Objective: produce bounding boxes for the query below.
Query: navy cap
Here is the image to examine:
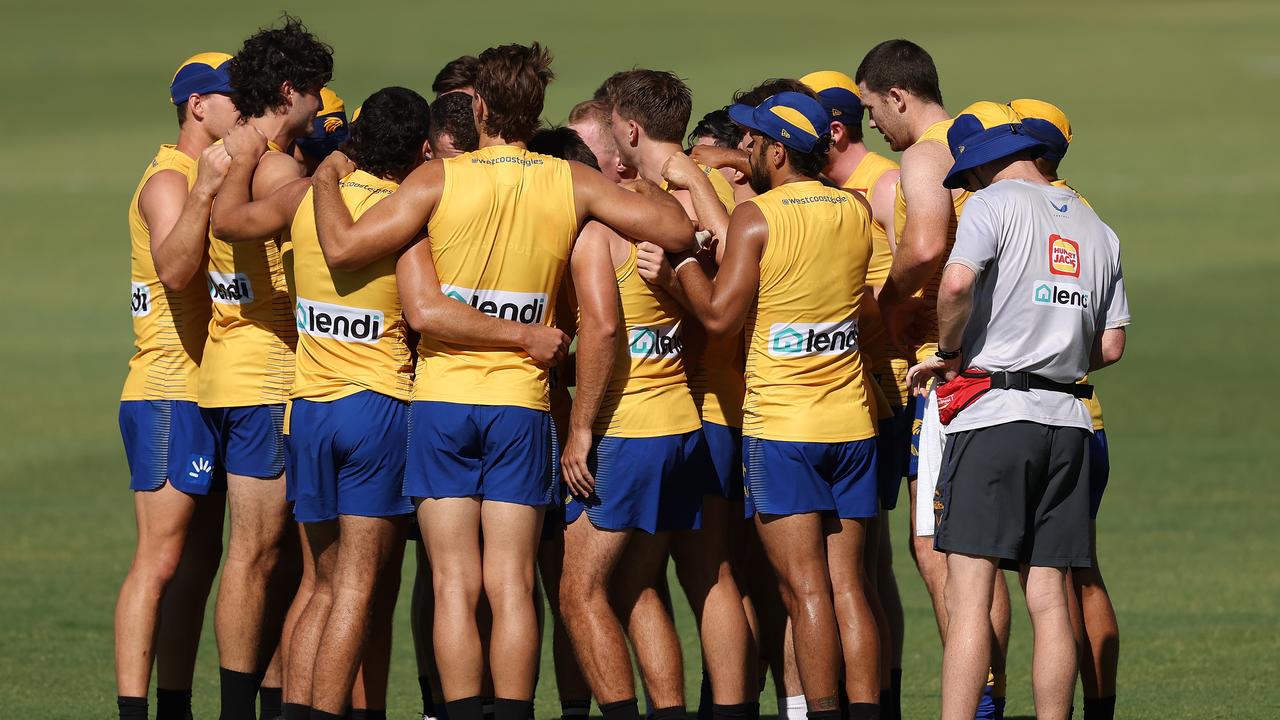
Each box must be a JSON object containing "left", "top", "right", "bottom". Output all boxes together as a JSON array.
[
  {"left": 800, "top": 70, "right": 864, "bottom": 122},
  {"left": 943, "top": 115, "right": 1053, "bottom": 189},
  {"left": 728, "top": 91, "right": 831, "bottom": 153},
  {"left": 170, "top": 52, "right": 233, "bottom": 105}
]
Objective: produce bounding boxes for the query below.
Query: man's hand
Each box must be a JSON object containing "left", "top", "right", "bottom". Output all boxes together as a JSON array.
[
  {"left": 906, "top": 354, "right": 960, "bottom": 396},
  {"left": 194, "top": 144, "right": 232, "bottom": 196},
  {"left": 635, "top": 242, "right": 676, "bottom": 288},
  {"left": 883, "top": 295, "right": 929, "bottom": 350},
  {"left": 560, "top": 429, "right": 595, "bottom": 498},
  {"left": 520, "top": 324, "right": 571, "bottom": 367},
  {"left": 223, "top": 124, "right": 268, "bottom": 163},
  {"left": 661, "top": 151, "right": 704, "bottom": 191},
  {"left": 690, "top": 145, "right": 749, "bottom": 175},
  {"left": 315, "top": 149, "right": 356, "bottom": 182}
]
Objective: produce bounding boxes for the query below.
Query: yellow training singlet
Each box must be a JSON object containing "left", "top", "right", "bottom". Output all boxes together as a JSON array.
[
  {"left": 844, "top": 151, "right": 912, "bottom": 409},
  {"left": 414, "top": 145, "right": 578, "bottom": 411},
  {"left": 893, "top": 119, "right": 971, "bottom": 363},
  {"left": 593, "top": 243, "right": 701, "bottom": 438},
  {"left": 199, "top": 141, "right": 297, "bottom": 407},
  {"left": 743, "top": 181, "right": 876, "bottom": 443},
  {"left": 676, "top": 163, "right": 746, "bottom": 429},
  {"left": 122, "top": 145, "right": 211, "bottom": 401},
  {"left": 1052, "top": 179, "right": 1105, "bottom": 430},
  {"left": 289, "top": 170, "right": 413, "bottom": 403}
]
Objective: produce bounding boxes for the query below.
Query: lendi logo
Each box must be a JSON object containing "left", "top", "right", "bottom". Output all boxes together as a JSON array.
[
  {"left": 768, "top": 319, "right": 859, "bottom": 357},
  {"left": 1032, "top": 282, "right": 1090, "bottom": 310},
  {"left": 131, "top": 282, "right": 151, "bottom": 318},
  {"left": 295, "top": 297, "right": 384, "bottom": 344},
  {"left": 628, "top": 324, "right": 682, "bottom": 359},
  {"left": 441, "top": 285, "right": 547, "bottom": 324},
  {"left": 207, "top": 272, "right": 254, "bottom": 306}
]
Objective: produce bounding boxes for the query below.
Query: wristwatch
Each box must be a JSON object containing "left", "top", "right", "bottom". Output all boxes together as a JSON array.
[{"left": 935, "top": 347, "right": 961, "bottom": 360}]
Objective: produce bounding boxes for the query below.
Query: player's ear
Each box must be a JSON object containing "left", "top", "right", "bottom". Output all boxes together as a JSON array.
[
  {"left": 280, "top": 80, "right": 297, "bottom": 108},
  {"left": 627, "top": 120, "right": 640, "bottom": 147},
  {"left": 421, "top": 138, "right": 433, "bottom": 162},
  {"left": 829, "top": 121, "right": 844, "bottom": 145},
  {"left": 473, "top": 92, "right": 488, "bottom": 132},
  {"left": 187, "top": 94, "right": 205, "bottom": 123},
  {"left": 888, "top": 87, "right": 907, "bottom": 112}
]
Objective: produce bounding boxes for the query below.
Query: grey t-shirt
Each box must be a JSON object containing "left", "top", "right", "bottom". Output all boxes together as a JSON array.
[{"left": 944, "top": 179, "right": 1130, "bottom": 433}]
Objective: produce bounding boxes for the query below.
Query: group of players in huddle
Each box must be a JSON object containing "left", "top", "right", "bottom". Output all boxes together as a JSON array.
[{"left": 117, "top": 14, "right": 1121, "bottom": 720}]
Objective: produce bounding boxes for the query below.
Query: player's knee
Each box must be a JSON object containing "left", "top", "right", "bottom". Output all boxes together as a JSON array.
[{"left": 483, "top": 570, "right": 535, "bottom": 610}]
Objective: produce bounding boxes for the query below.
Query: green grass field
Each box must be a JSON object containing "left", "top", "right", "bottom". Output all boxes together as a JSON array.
[{"left": 3, "top": 1, "right": 1279, "bottom": 717}]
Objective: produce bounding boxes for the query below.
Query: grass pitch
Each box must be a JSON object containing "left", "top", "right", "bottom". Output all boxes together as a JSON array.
[{"left": 2, "top": 1, "right": 1278, "bottom": 717}]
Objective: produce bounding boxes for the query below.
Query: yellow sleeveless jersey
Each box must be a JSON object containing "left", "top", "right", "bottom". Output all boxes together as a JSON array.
[
  {"left": 593, "top": 244, "right": 701, "bottom": 437},
  {"left": 122, "top": 145, "right": 211, "bottom": 402},
  {"left": 742, "top": 181, "right": 876, "bottom": 443},
  {"left": 893, "top": 119, "right": 971, "bottom": 363},
  {"left": 1051, "top": 179, "right": 1105, "bottom": 430},
  {"left": 289, "top": 171, "right": 413, "bottom": 403},
  {"left": 675, "top": 164, "right": 747, "bottom": 428},
  {"left": 844, "top": 151, "right": 911, "bottom": 408},
  {"left": 413, "top": 145, "right": 578, "bottom": 411},
  {"left": 199, "top": 141, "right": 297, "bottom": 407}
]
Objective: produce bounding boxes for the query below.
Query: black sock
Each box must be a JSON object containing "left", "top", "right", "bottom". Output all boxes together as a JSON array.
[
  {"left": 601, "top": 698, "right": 641, "bottom": 720},
  {"left": 349, "top": 710, "right": 386, "bottom": 720},
  {"left": 712, "top": 703, "right": 750, "bottom": 720},
  {"left": 697, "top": 671, "right": 712, "bottom": 720},
  {"left": 259, "top": 686, "right": 283, "bottom": 720},
  {"left": 157, "top": 687, "right": 193, "bottom": 720},
  {"left": 419, "top": 676, "right": 435, "bottom": 716},
  {"left": 561, "top": 699, "right": 591, "bottom": 720},
  {"left": 282, "top": 703, "right": 310, "bottom": 720},
  {"left": 846, "top": 704, "right": 878, "bottom": 720},
  {"left": 494, "top": 699, "right": 533, "bottom": 720},
  {"left": 883, "top": 670, "right": 901, "bottom": 720},
  {"left": 482, "top": 697, "right": 496, "bottom": 720},
  {"left": 220, "top": 667, "right": 266, "bottom": 720},
  {"left": 806, "top": 710, "right": 841, "bottom": 720},
  {"left": 652, "top": 706, "right": 686, "bottom": 720},
  {"left": 1083, "top": 696, "right": 1116, "bottom": 720},
  {"left": 118, "top": 696, "right": 148, "bottom": 720},
  {"left": 308, "top": 710, "right": 343, "bottom": 720},
  {"left": 446, "top": 696, "right": 485, "bottom": 720}
]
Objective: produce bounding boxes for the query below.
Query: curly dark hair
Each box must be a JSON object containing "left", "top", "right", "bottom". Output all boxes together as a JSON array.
[
  {"left": 687, "top": 108, "right": 740, "bottom": 149},
  {"left": 342, "top": 87, "right": 431, "bottom": 181},
  {"left": 473, "top": 43, "right": 554, "bottom": 142},
  {"left": 229, "top": 14, "right": 334, "bottom": 118},
  {"left": 528, "top": 127, "right": 598, "bottom": 170},
  {"left": 429, "top": 91, "right": 479, "bottom": 153},
  {"left": 432, "top": 55, "right": 479, "bottom": 95},
  {"left": 760, "top": 134, "right": 830, "bottom": 179},
  {"left": 732, "top": 78, "right": 815, "bottom": 107}
]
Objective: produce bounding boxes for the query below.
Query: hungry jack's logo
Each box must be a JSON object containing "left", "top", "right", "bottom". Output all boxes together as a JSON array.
[{"left": 1049, "top": 234, "right": 1080, "bottom": 277}]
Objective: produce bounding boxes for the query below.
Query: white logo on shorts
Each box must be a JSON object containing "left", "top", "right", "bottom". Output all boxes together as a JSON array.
[{"left": 207, "top": 272, "right": 255, "bottom": 305}]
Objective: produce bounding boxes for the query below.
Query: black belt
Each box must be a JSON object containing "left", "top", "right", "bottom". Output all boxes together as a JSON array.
[{"left": 984, "top": 371, "right": 1093, "bottom": 399}]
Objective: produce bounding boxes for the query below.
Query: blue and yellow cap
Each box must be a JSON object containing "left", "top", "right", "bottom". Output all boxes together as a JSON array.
[
  {"left": 296, "top": 87, "right": 350, "bottom": 160},
  {"left": 170, "top": 52, "right": 233, "bottom": 105},
  {"left": 800, "top": 70, "right": 863, "bottom": 122},
  {"left": 728, "top": 91, "right": 830, "bottom": 153},
  {"left": 1009, "top": 98, "right": 1071, "bottom": 161},
  {"left": 943, "top": 107, "right": 1056, "bottom": 189}
]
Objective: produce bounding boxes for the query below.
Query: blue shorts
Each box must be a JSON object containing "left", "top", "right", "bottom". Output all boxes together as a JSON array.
[
  {"left": 566, "top": 431, "right": 708, "bottom": 533},
  {"left": 875, "top": 397, "right": 916, "bottom": 509},
  {"left": 701, "top": 421, "right": 744, "bottom": 500},
  {"left": 743, "top": 436, "right": 879, "bottom": 519},
  {"left": 201, "top": 404, "right": 286, "bottom": 478},
  {"left": 907, "top": 394, "right": 923, "bottom": 478},
  {"left": 285, "top": 391, "right": 412, "bottom": 523},
  {"left": 1088, "top": 430, "right": 1110, "bottom": 520},
  {"left": 405, "top": 401, "right": 555, "bottom": 507},
  {"left": 119, "top": 400, "right": 224, "bottom": 494}
]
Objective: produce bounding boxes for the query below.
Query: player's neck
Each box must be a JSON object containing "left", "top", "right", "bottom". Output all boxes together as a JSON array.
[
  {"left": 827, "top": 142, "right": 869, "bottom": 186},
  {"left": 770, "top": 167, "right": 812, "bottom": 190},
  {"left": 991, "top": 159, "right": 1050, "bottom": 186},
  {"left": 634, "top": 140, "right": 684, "bottom": 185},
  {"left": 174, "top": 124, "right": 215, "bottom": 160},
  {"left": 906, "top": 103, "right": 952, "bottom": 144},
  {"left": 479, "top": 133, "right": 525, "bottom": 150},
  {"left": 247, "top": 114, "right": 298, "bottom": 152}
]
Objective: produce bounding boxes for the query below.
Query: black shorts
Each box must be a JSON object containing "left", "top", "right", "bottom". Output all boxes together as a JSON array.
[{"left": 934, "top": 421, "right": 1091, "bottom": 569}]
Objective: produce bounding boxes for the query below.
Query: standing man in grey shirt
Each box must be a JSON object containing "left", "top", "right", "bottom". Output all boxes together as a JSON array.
[{"left": 906, "top": 114, "right": 1130, "bottom": 720}]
